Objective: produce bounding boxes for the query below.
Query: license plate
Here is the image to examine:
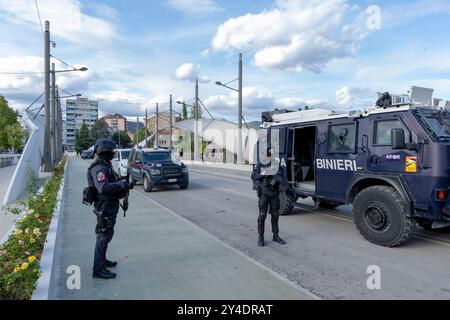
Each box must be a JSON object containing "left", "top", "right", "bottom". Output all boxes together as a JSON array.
[{"left": 169, "top": 179, "right": 177, "bottom": 183}]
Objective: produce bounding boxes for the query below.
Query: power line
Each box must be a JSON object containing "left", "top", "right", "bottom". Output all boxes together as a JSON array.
[
  {"left": 34, "top": 0, "right": 44, "bottom": 39},
  {"left": 50, "top": 55, "right": 77, "bottom": 70},
  {"left": 0, "top": 71, "right": 44, "bottom": 75}
]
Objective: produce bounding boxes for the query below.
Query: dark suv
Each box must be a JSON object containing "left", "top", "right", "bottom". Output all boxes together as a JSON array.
[{"left": 128, "top": 148, "right": 189, "bottom": 192}]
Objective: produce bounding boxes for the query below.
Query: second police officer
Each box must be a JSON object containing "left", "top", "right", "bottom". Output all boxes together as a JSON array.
[
  {"left": 87, "top": 139, "right": 131, "bottom": 279},
  {"left": 252, "top": 144, "right": 288, "bottom": 247}
]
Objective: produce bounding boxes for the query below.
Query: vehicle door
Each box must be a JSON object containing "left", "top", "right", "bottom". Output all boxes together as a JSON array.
[
  {"left": 111, "top": 151, "right": 120, "bottom": 174},
  {"left": 368, "top": 114, "right": 418, "bottom": 174},
  {"left": 315, "top": 120, "right": 358, "bottom": 201},
  {"left": 129, "top": 150, "right": 142, "bottom": 180}
]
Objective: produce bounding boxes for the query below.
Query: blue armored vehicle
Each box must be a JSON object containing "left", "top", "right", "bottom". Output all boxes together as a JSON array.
[{"left": 256, "top": 91, "right": 450, "bottom": 247}]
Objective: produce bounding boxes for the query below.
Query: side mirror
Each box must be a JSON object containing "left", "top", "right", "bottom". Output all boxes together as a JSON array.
[
  {"left": 391, "top": 128, "right": 406, "bottom": 150},
  {"left": 179, "top": 151, "right": 184, "bottom": 157}
]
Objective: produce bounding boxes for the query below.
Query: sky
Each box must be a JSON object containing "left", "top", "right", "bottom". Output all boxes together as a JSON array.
[{"left": 0, "top": 0, "right": 450, "bottom": 122}]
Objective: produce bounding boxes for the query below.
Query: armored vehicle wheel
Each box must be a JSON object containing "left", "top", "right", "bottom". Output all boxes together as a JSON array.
[
  {"left": 143, "top": 175, "right": 153, "bottom": 192},
  {"left": 318, "top": 200, "right": 341, "bottom": 210},
  {"left": 353, "top": 186, "right": 415, "bottom": 247},
  {"left": 279, "top": 192, "right": 297, "bottom": 216}
]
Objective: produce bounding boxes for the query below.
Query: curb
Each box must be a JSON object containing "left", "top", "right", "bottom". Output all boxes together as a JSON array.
[{"left": 31, "top": 159, "right": 69, "bottom": 300}]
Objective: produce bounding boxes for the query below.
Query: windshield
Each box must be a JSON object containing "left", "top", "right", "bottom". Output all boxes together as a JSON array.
[
  {"left": 143, "top": 152, "right": 171, "bottom": 162},
  {"left": 414, "top": 108, "right": 450, "bottom": 142},
  {"left": 121, "top": 151, "right": 130, "bottom": 159}
]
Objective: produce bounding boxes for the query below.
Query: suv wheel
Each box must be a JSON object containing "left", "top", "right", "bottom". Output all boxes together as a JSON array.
[
  {"left": 353, "top": 185, "right": 415, "bottom": 247},
  {"left": 143, "top": 175, "right": 153, "bottom": 192},
  {"left": 179, "top": 182, "right": 189, "bottom": 190},
  {"left": 128, "top": 174, "right": 136, "bottom": 186}
]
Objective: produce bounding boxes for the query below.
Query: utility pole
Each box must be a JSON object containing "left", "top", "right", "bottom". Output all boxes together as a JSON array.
[
  {"left": 194, "top": 79, "right": 200, "bottom": 161},
  {"left": 145, "top": 109, "right": 148, "bottom": 148},
  {"left": 156, "top": 103, "right": 159, "bottom": 148},
  {"left": 43, "top": 20, "right": 52, "bottom": 172},
  {"left": 51, "top": 63, "right": 56, "bottom": 167},
  {"left": 169, "top": 94, "right": 173, "bottom": 151},
  {"left": 237, "top": 53, "right": 243, "bottom": 165},
  {"left": 58, "top": 88, "right": 62, "bottom": 161}
]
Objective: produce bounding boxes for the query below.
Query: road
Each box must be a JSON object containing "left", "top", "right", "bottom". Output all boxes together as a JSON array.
[{"left": 134, "top": 169, "right": 450, "bottom": 299}]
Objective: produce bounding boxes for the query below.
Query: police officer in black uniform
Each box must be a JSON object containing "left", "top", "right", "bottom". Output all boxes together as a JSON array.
[
  {"left": 88, "top": 139, "right": 129, "bottom": 279},
  {"left": 252, "top": 146, "right": 288, "bottom": 247}
]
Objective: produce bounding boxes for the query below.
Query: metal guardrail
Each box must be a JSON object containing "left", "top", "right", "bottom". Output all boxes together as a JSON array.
[{"left": 0, "top": 154, "right": 21, "bottom": 169}]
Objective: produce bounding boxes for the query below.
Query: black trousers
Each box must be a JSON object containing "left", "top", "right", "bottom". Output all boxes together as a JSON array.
[
  {"left": 257, "top": 192, "right": 280, "bottom": 236},
  {"left": 93, "top": 205, "right": 118, "bottom": 272}
]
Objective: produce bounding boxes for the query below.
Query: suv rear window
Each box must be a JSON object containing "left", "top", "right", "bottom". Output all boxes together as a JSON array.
[{"left": 328, "top": 123, "right": 356, "bottom": 153}]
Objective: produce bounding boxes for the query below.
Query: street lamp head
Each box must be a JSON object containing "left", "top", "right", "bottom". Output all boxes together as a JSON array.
[
  {"left": 78, "top": 67, "right": 88, "bottom": 72},
  {"left": 176, "top": 101, "right": 183, "bottom": 105},
  {"left": 215, "top": 81, "right": 223, "bottom": 86},
  {"left": 75, "top": 94, "right": 82, "bottom": 97}
]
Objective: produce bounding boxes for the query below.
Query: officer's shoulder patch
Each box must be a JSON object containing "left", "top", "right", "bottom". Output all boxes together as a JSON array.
[{"left": 96, "top": 171, "right": 106, "bottom": 182}]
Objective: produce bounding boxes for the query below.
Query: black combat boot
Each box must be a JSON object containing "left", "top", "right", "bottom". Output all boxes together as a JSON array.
[
  {"left": 92, "top": 269, "right": 117, "bottom": 279},
  {"left": 106, "top": 259, "right": 117, "bottom": 268},
  {"left": 273, "top": 233, "right": 286, "bottom": 245},
  {"left": 258, "top": 235, "right": 265, "bottom": 247}
]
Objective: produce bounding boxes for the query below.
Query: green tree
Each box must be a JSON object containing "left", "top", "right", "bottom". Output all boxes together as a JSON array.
[
  {"left": 5, "top": 123, "right": 25, "bottom": 152},
  {"left": 189, "top": 105, "right": 202, "bottom": 119},
  {"left": 182, "top": 104, "right": 188, "bottom": 120},
  {"left": 112, "top": 130, "right": 131, "bottom": 148},
  {"left": 75, "top": 123, "right": 91, "bottom": 153},
  {"left": 0, "top": 95, "right": 19, "bottom": 149},
  {"left": 90, "top": 119, "right": 111, "bottom": 141}
]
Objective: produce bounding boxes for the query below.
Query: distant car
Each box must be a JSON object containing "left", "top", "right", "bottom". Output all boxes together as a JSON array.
[
  {"left": 128, "top": 148, "right": 189, "bottom": 192},
  {"left": 112, "top": 149, "right": 131, "bottom": 178},
  {"left": 81, "top": 150, "right": 94, "bottom": 159}
]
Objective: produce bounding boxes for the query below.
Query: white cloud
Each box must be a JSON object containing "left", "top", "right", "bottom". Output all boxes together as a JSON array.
[
  {"left": 204, "top": 86, "right": 274, "bottom": 119},
  {"left": 335, "top": 86, "right": 376, "bottom": 107},
  {"left": 0, "top": 0, "right": 117, "bottom": 46},
  {"left": 175, "top": 63, "right": 210, "bottom": 83},
  {"left": 211, "top": 0, "right": 369, "bottom": 73},
  {"left": 0, "top": 54, "right": 93, "bottom": 109},
  {"left": 166, "top": 0, "right": 223, "bottom": 16}
]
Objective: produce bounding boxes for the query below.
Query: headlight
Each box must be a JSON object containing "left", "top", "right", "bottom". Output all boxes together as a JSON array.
[
  {"left": 182, "top": 167, "right": 188, "bottom": 174},
  {"left": 150, "top": 169, "right": 161, "bottom": 175}
]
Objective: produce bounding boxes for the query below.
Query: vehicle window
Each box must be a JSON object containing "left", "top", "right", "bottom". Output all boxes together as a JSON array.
[
  {"left": 143, "top": 152, "right": 171, "bottom": 162},
  {"left": 113, "top": 151, "right": 118, "bottom": 160},
  {"left": 328, "top": 123, "right": 356, "bottom": 153},
  {"left": 375, "top": 120, "right": 410, "bottom": 145},
  {"left": 121, "top": 150, "right": 130, "bottom": 160},
  {"left": 130, "top": 150, "right": 137, "bottom": 162}
]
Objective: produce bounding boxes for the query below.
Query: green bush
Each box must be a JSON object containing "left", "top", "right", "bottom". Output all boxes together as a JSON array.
[{"left": 0, "top": 157, "right": 66, "bottom": 300}]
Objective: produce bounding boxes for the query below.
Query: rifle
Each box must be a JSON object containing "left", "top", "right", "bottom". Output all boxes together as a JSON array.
[{"left": 120, "top": 173, "right": 134, "bottom": 217}]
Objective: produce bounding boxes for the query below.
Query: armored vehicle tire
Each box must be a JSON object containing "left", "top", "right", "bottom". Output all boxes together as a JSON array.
[
  {"left": 279, "top": 192, "right": 297, "bottom": 216},
  {"left": 319, "top": 200, "right": 341, "bottom": 210},
  {"left": 143, "top": 175, "right": 153, "bottom": 192},
  {"left": 353, "top": 186, "right": 415, "bottom": 247}
]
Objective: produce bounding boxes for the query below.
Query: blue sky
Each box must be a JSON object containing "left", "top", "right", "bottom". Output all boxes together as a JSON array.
[{"left": 0, "top": 0, "right": 449, "bottom": 122}]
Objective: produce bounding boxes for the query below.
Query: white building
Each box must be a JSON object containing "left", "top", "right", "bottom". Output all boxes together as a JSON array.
[{"left": 63, "top": 97, "right": 98, "bottom": 150}]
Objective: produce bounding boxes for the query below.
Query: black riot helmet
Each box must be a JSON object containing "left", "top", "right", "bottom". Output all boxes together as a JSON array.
[{"left": 93, "top": 139, "right": 116, "bottom": 155}]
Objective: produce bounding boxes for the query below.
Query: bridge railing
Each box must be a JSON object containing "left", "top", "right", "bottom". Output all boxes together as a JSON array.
[{"left": 0, "top": 154, "right": 21, "bottom": 169}]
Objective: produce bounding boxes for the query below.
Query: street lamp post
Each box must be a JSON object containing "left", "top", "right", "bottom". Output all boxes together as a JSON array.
[
  {"left": 194, "top": 79, "right": 200, "bottom": 162},
  {"left": 43, "top": 21, "right": 52, "bottom": 172},
  {"left": 216, "top": 53, "right": 244, "bottom": 164}
]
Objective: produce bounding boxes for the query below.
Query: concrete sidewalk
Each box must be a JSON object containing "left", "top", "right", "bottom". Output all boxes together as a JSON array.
[{"left": 49, "top": 157, "right": 313, "bottom": 300}]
